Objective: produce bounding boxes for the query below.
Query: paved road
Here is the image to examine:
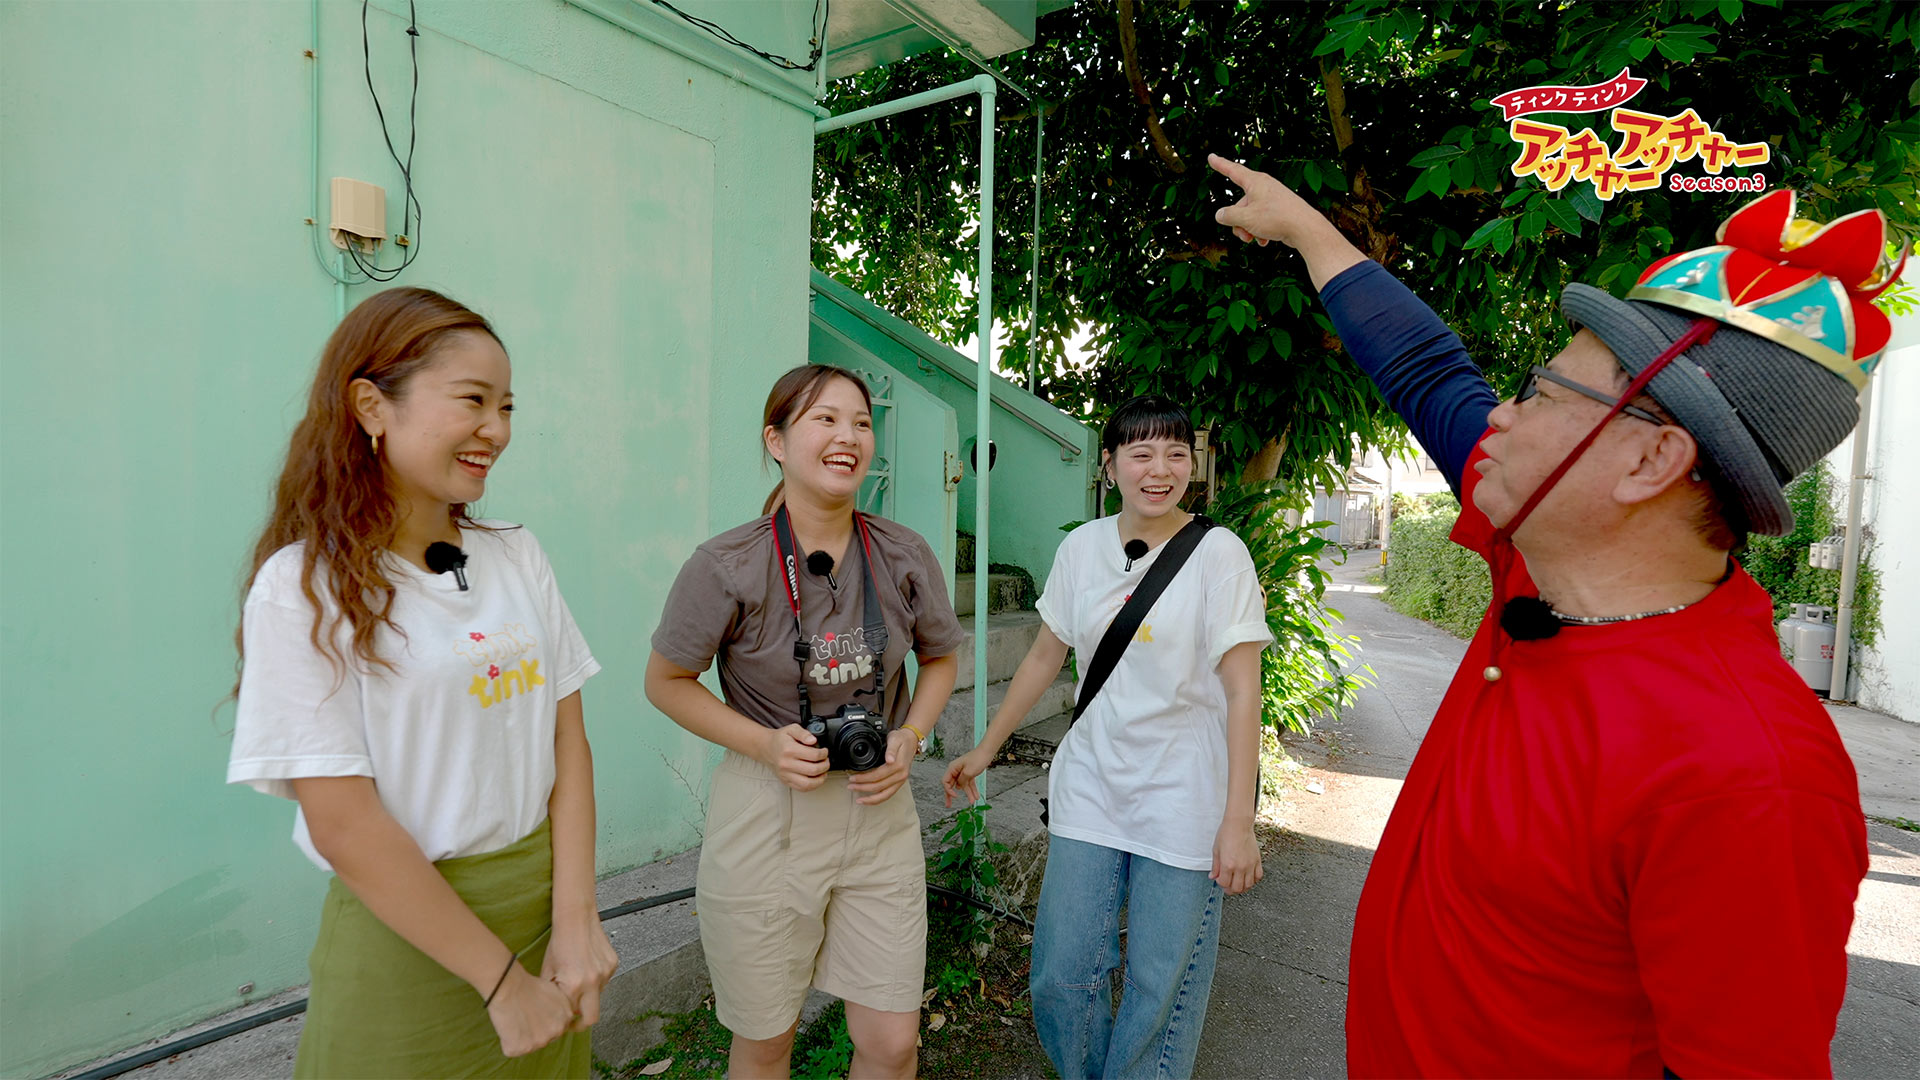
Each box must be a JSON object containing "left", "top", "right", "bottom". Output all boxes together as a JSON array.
[{"left": 1196, "top": 549, "right": 1920, "bottom": 1079}]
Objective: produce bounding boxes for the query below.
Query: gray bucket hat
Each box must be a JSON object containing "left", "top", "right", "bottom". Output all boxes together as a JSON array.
[{"left": 1559, "top": 283, "right": 1859, "bottom": 536}]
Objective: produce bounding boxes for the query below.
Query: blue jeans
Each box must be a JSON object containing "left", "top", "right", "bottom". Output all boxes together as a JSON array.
[{"left": 1030, "top": 835, "right": 1225, "bottom": 1079}]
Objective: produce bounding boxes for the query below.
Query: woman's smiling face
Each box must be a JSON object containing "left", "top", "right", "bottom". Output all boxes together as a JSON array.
[
  {"left": 359, "top": 330, "right": 513, "bottom": 512},
  {"left": 765, "top": 374, "right": 874, "bottom": 505},
  {"left": 1108, "top": 436, "right": 1191, "bottom": 519}
]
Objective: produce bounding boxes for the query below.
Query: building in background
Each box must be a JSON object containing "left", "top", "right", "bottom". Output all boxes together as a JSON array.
[{"left": 0, "top": 1, "right": 1085, "bottom": 1074}]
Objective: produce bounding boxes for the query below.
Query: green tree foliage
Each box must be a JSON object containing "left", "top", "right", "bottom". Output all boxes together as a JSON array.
[
  {"left": 1207, "top": 480, "right": 1372, "bottom": 732},
  {"left": 813, "top": 0, "right": 1919, "bottom": 487}
]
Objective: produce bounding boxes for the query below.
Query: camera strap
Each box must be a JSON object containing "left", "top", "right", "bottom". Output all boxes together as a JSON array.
[{"left": 771, "top": 504, "right": 889, "bottom": 717}]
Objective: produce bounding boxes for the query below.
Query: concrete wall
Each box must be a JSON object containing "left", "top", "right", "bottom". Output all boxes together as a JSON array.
[
  {"left": 0, "top": 1, "right": 820, "bottom": 1073},
  {"left": 1833, "top": 287, "right": 1920, "bottom": 721}
]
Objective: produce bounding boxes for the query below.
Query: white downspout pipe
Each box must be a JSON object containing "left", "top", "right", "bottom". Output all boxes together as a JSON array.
[
  {"left": 816, "top": 73, "right": 999, "bottom": 778},
  {"left": 1830, "top": 376, "right": 1874, "bottom": 699}
]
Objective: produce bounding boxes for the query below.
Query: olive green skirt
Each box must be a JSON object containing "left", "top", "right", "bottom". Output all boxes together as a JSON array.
[{"left": 294, "top": 819, "right": 591, "bottom": 1079}]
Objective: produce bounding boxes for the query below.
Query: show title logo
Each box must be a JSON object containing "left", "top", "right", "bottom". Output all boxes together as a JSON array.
[{"left": 1493, "top": 67, "right": 1770, "bottom": 200}]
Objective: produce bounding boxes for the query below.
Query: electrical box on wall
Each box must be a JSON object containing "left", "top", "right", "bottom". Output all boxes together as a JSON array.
[{"left": 330, "top": 177, "right": 387, "bottom": 254}]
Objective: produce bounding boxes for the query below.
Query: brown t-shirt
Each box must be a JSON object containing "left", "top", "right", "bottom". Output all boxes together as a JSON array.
[{"left": 652, "top": 513, "right": 966, "bottom": 731}]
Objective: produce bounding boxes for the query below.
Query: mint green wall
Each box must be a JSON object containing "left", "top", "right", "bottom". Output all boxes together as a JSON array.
[
  {"left": 810, "top": 273, "right": 1096, "bottom": 584},
  {"left": 0, "top": 1, "right": 820, "bottom": 1074}
]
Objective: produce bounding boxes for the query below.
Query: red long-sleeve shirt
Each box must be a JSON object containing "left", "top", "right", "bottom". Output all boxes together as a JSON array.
[{"left": 1345, "top": 448, "right": 1867, "bottom": 1077}]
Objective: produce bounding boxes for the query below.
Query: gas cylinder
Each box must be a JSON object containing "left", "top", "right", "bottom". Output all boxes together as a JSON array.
[
  {"left": 1776, "top": 603, "right": 1806, "bottom": 661},
  {"left": 1792, "top": 607, "right": 1836, "bottom": 696}
]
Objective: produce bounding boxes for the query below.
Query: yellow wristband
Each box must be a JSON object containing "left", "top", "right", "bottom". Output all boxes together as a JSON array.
[{"left": 902, "top": 721, "right": 928, "bottom": 749}]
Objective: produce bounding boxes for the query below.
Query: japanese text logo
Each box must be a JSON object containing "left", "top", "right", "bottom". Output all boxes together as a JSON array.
[{"left": 1495, "top": 67, "right": 1770, "bottom": 200}]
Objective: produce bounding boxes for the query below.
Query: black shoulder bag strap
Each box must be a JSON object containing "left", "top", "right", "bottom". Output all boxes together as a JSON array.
[
  {"left": 1041, "top": 514, "right": 1213, "bottom": 827},
  {"left": 1070, "top": 514, "right": 1215, "bottom": 724}
]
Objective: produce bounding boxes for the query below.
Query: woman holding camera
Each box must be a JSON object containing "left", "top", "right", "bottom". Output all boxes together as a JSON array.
[
  {"left": 646, "top": 363, "right": 963, "bottom": 1079},
  {"left": 943, "top": 395, "right": 1271, "bottom": 1079},
  {"left": 227, "top": 288, "right": 616, "bottom": 1077}
]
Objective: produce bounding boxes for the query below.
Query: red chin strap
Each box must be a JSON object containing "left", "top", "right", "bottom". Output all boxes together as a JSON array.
[{"left": 1482, "top": 316, "right": 1719, "bottom": 680}]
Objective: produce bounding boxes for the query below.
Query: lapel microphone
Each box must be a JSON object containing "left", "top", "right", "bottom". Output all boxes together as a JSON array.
[
  {"left": 1123, "top": 539, "right": 1148, "bottom": 572},
  {"left": 424, "top": 541, "right": 469, "bottom": 591},
  {"left": 805, "top": 550, "right": 838, "bottom": 590}
]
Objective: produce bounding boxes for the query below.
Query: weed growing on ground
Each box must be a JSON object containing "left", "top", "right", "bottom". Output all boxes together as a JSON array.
[
  {"left": 1868, "top": 815, "right": 1919, "bottom": 833},
  {"left": 931, "top": 804, "right": 1010, "bottom": 958},
  {"left": 791, "top": 1001, "right": 854, "bottom": 1079}
]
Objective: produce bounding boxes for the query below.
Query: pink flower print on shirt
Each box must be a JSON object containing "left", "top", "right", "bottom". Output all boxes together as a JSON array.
[
  {"left": 488, "top": 664, "right": 501, "bottom": 678},
  {"left": 470, "top": 632, "right": 486, "bottom": 641}
]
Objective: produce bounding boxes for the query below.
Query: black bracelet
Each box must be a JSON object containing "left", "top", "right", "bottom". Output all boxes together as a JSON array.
[{"left": 483, "top": 952, "right": 517, "bottom": 1008}]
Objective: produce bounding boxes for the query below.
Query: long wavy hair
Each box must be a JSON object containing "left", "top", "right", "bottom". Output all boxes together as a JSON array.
[
  {"left": 761, "top": 364, "right": 874, "bottom": 515},
  {"left": 234, "top": 288, "right": 502, "bottom": 688}
]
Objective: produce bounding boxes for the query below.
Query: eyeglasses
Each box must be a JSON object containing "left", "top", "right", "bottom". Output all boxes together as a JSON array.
[{"left": 1515, "top": 365, "right": 1667, "bottom": 426}]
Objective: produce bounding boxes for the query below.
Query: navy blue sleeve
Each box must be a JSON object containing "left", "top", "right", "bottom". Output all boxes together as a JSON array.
[{"left": 1317, "top": 261, "right": 1499, "bottom": 494}]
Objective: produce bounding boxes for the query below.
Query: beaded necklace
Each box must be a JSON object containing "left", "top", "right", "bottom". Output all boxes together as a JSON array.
[{"left": 1545, "top": 600, "right": 1697, "bottom": 625}]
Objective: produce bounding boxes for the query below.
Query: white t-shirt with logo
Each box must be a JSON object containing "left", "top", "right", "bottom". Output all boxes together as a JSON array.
[
  {"left": 228, "top": 522, "right": 598, "bottom": 871},
  {"left": 1036, "top": 517, "right": 1273, "bottom": 872}
]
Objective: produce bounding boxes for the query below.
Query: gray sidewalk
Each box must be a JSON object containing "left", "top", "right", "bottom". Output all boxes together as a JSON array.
[{"left": 1196, "top": 549, "right": 1919, "bottom": 1079}]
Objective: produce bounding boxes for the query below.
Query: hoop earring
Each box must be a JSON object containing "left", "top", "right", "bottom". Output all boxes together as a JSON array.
[{"left": 371, "top": 433, "right": 381, "bottom": 456}]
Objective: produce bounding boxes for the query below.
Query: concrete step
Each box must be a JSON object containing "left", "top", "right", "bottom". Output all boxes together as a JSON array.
[
  {"left": 952, "top": 572, "right": 1026, "bottom": 617},
  {"left": 951, "top": 611, "right": 1045, "bottom": 691},
  {"left": 1005, "top": 709, "right": 1074, "bottom": 760},
  {"left": 932, "top": 669, "right": 1076, "bottom": 759}
]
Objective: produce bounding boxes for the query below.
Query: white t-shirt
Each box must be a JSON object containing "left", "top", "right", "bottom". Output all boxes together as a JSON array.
[
  {"left": 1036, "top": 517, "right": 1273, "bottom": 871},
  {"left": 227, "top": 522, "right": 599, "bottom": 870}
]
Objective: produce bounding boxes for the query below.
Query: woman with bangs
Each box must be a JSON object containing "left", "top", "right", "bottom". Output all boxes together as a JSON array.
[
  {"left": 227, "top": 288, "right": 615, "bottom": 1078},
  {"left": 944, "top": 395, "right": 1272, "bottom": 1079},
  {"left": 646, "top": 363, "right": 964, "bottom": 1079}
]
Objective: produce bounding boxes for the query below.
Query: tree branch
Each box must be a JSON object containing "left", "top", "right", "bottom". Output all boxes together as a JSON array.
[
  {"left": 1117, "top": 0, "right": 1186, "bottom": 173},
  {"left": 1317, "top": 56, "right": 1398, "bottom": 267},
  {"left": 1319, "top": 57, "right": 1355, "bottom": 157}
]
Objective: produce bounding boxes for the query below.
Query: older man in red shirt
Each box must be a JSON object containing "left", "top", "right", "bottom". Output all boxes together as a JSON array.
[{"left": 1211, "top": 154, "right": 1890, "bottom": 1077}]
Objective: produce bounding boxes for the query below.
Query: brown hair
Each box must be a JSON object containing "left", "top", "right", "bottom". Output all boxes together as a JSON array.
[
  {"left": 234, "top": 288, "right": 502, "bottom": 688},
  {"left": 760, "top": 364, "right": 874, "bottom": 514}
]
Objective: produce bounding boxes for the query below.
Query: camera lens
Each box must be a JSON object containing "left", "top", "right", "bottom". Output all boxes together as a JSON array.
[{"left": 843, "top": 724, "right": 886, "bottom": 773}]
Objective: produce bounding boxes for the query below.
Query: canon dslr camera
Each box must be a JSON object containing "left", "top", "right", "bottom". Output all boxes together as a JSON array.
[{"left": 805, "top": 704, "right": 888, "bottom": 772}]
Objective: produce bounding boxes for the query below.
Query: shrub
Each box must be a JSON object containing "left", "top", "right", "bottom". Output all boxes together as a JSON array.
[{"left": 1381, "top": 495, "right": 1490, "bottom": 639}]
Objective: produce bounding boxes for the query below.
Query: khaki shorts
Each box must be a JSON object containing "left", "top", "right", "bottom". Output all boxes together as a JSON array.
[{"left": 696, "top": 749, "right": 927, "bottom": 1039}]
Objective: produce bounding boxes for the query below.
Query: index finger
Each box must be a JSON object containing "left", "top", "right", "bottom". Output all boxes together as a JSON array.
[{"left": 1207, "top": 153, "right": 1256, "bottom": 186}]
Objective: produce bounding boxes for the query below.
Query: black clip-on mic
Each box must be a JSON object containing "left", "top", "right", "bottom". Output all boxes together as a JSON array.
[
  {"left": 806, "top": 550, "right": 838, "bottom": 590},
  {"left": 1123, "top": 538, "right": 1149, "bottom": 572},
  {"left": 425, "top": 541, "right": 469, "bottom": 591}
]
